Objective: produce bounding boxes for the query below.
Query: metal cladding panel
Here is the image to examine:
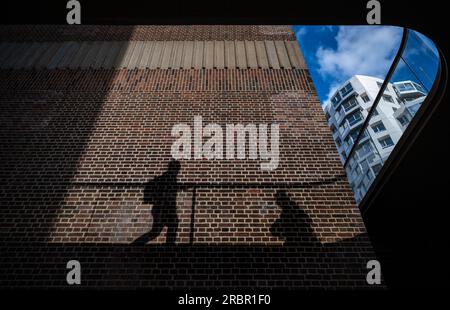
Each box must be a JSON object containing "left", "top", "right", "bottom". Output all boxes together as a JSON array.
[
  {"left": 182, "top": 41, "right": 194, "bottom": 68},
  {"left": 235, "top": 41, "right": 247, "bottom": 69},
  {"left": 255, "top": 41, "right": 269, "bottom": 69},
  {"left": 265, "top": 40, "right": 280, "bottom": 69},
  {"left": 160, "top": 41, "right": 173, "bottom": 69},
  {"left": 245, "top": 41, "right": 258, "bottom": 69},
  {"left": 275, "top": 40, "right": 291, "bottom": 69},
  {"left": 0, "top": 40, "right": 306, "bottom": 70},
  {"left": 171, "top": 41, "right": 184, "bottom": 69},
  {"left": 149, "top": 41, "right": 163, "bottom": 69},
  {"left": 193, "top": 41, "right": 204, "bottom": 69},
  {"left": 214, "top": 41, "right": 225, "bottom": 69},
  {"left": 224, "top": 41, "right": 236, "bottom": 69}
]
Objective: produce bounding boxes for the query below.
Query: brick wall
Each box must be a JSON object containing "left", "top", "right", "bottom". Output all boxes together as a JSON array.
[
  {"left": 0, "top": 25, "right": 296, "bottom": 42},
  {"left": 0, "top": 25, "right": 380, "bottom": 289}
]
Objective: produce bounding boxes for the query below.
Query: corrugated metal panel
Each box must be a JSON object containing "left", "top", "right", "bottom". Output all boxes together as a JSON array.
[
  {"left": 235, "top": 41, "right": 247, "bottom": 69},
  {"left": 112, "top": 42, "right": 129, "bottom": 69},
  {"left": 193, "top": 41, "right": 204, "bottom": 69},
  {"left": 182, "top": 41, "right": 194, "bottom": 68},
  {"left": 284, "top": 41, "right": 299, "bottom": 68},
  {"left": 0, "top": 43, "right": 14, "bottom": 67},
  {"left": 275, "top": 40, "right": 291, "bottom": 69},
  {"left": 1, "top": 43, "right": 21, "bottom": 68},
  {"left": 24, "top": 43, "right": 49, "bottom": 68},
  {"left": 129, "top": 41, "right": 144, "bottom": 69},
  {"left": 4, "top": 43, "right": 28, "bottom": 69},
  {"left": 69, "top": 42, "right": 91, "bottom": 69},
  {"left": 291, "top": 40, "right": 306, "bottom": 68},
  {"left": 265, "top": 40, "right": 280, "bottom": 69},
  {"left": 93, "top": 42, "right": 112, "bottom": 68},
  {"left": 255, "top": 41, "right": 269, "bottom": 69},
  {"left": 149, "top": 41, "right": 163, "bottom": 69},
  {"left": 171, "top": 41, "right": 184, "bottom": 69},
  {"left": 0, "top": 43, "right": 18, "bottom": 67},
  {"left": 58, "top": 42, "right": 80, "bottom": 68},
  {"left": 245, "top": 41, "right": 258, "bottom": 69},
  {"left": 47, "top": 42, "right": 71, "bottom": 69},
  {"left": 36, "top": 43, "right": 60, "bottom": 69},
  {"left": 224, "top": 41, "right": 236, "bottom": 69},
  {"left": 0, "top": 40, "right": 306, "bottom": 70},
  {"left": 103, "top": 41, "right": 122, "bottom": 69},
  {"left": 214, "top": 41, "right": 225, "bottom": 69},
  {"left": 120, "top": 41, "right": 137, "bottom": 69},
  {"left": 81, "top": 42, "right": 102, "bottom": 69},
  {"left": 138, "top": 41, "right": 154, "bottom": 69},
  {"left": 14, "top": 42, "right": 39, "bottom": 69},
  {"left": 160, "top": 41, "right": 173, "bottom": 69},
  {"left": 204, "top": 41, "right": 214, "bottom": 69}
]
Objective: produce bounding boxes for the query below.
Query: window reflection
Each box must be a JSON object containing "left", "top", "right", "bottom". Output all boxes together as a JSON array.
[{"left": 325, "top": 30, "right": 440, "bottom": 204}]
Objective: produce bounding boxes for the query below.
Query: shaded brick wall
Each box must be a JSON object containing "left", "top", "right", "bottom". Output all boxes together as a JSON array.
[
  {"left": 0, "top": 25, "right": 380, "bottom": 289},
  {"left": 0, "top": 25, "right": 296, "bottom": 42}
]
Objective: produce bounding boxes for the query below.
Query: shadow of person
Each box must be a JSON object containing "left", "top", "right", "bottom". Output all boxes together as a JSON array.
[
  {"left": 132, "top": 160, "right": 181, "bottom": 245},
  {"left": 270, "top": 190, "right": 320, "bottom": 247}
]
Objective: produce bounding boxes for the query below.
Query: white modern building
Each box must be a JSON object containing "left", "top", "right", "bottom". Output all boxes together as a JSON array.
[
  {"left": 392, "top": 80, "right": 427, "bottom": 130},
  {"left": 324, "top": 75, "right": 426, "bottom": 204}
]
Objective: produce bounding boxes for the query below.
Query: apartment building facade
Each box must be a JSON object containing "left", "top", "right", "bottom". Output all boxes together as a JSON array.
[{"left": 324, "top": 75, "right": 427, "bottom": 203}]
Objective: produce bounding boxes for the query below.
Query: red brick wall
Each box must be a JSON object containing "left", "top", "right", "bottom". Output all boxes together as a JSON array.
[{"left": 0, "top": 25, "right": 380, "bottom": 289}]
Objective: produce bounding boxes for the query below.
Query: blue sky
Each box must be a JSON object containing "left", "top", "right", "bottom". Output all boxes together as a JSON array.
[{"left": 292, "top": 26, "right": 439, "bottom": 107}]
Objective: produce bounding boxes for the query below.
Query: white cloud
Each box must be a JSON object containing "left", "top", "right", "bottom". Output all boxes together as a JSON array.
[
  {"left": 321, "top": 83, "right": 341, "bottom": 110},
  {"left": 316, "top": 26, "right": 403, "bottom": 81},
  {"left": 294, "top": 27, "right": 307, "bottom": 39}
]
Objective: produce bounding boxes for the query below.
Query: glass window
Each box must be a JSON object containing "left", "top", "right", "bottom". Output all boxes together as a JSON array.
[
  {"left": 337, "top": 30, "right": 439, "bottom": 206},
  {"left": 372, "top": 163, "right": 382, "bottom": 175},
  {"left": 340, "top": 83, "right": 354, "bottom": 97},
  {"left": 349, "top": 130, "right": 359, "bottom": 141},
  {"left": 414, "top": 82, "right": 425, "bottom": 92},
  {"left": 382, "top": 94, "right": 394, "bottom": 103},
  {"left": 407, "top": 102, "right": 421, "bottom": 116},
  {"left": 342, "top": 97, "right": 358, "bottom": 112},
  {"left": 347, "top": 111, "right": 363, "bottom": 126},
  {"left": 404, "top": 82, "right": 414, "bottom": 90},
  {"left": 397, "top": 115, "right": 409, "bottom": 126},
  {"left": 334, "top": 108, "right": 343, "bottom": 121},
  {"left": 361, "top": 93, "right": 370, "bottom": 103},
  {"left": 331, "top": 93, "right": 342, "bottom": 108},
  {"left": 357, "top": 142, "right": 373, "bottom": 158},
  {"left": 379, "top": 136, "right": 394, "bottom": 148},
  {"left": 371, "top": 121, "right": 386, "bottom": 133}
]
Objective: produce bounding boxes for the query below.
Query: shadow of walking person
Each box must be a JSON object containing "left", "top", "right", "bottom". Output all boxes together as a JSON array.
[
  {"left": 132, "top": 160, "right": 181, "bottom": 245},
  {"left": 270, "top": 190, "right": 320, "bottom": 247}
]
